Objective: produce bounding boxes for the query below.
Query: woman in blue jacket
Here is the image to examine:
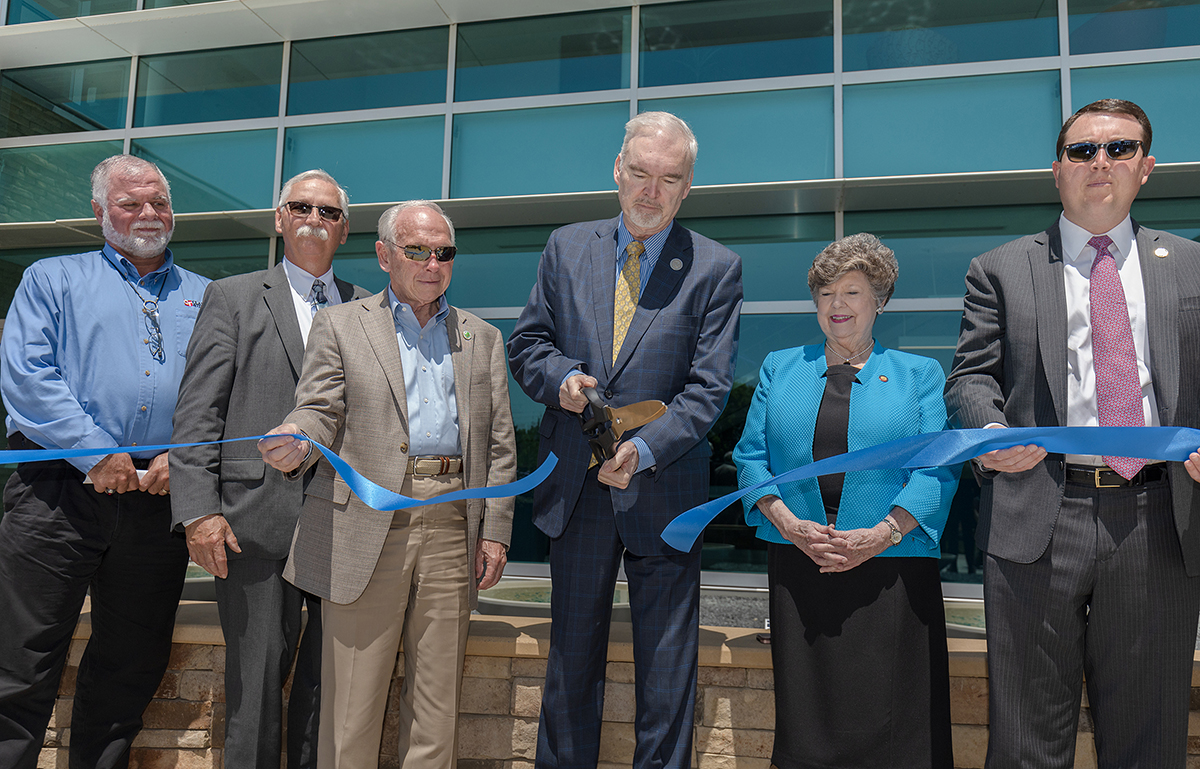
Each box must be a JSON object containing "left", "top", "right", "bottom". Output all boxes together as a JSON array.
[{"left": 734, "top": 233, "right": 959, "bottom": 769}]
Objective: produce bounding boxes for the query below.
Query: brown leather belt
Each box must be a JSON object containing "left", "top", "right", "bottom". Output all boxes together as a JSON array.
[
  {"left": 406, "top": 455, "right": 463, "bottom": 477},
  {"left": 1065, "top": 463, "right": 1167, "bottom": 488}
]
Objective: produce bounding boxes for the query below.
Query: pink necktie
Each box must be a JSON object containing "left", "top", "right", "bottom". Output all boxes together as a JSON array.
[{"left": 1088, "top": 234, "right": 1146, "bottom": 479}]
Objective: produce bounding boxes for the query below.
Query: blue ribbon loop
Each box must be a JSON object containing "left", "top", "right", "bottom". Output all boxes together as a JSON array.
[
  {"left": 0, "top": 434, "right": 556, "bottom": 512},
  {"left": 661, "top": 426, "right": 1200, "bottom": 552}
]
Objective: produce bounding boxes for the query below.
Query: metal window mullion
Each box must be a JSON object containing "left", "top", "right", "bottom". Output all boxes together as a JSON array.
[
  {"left": 123, "top": 54, "right": 139, "bottom": 154},
  {"left": 273, "top": 39, "right": 291, "bottom": 223},
  {"left": 1058, "top": 0, "right": 1073, "bottom": 121},
  {"left": 442, "top": 24, "right": 457, "bottom": 201},
  {"left": 629, "top": 4, "right": 640, "bottom": 119},
  {"left": 833, "top": 0, "right": 844, "bottom": 184},
  {"left": 0, "top": 0, "right": 10, "bottom": 27}
]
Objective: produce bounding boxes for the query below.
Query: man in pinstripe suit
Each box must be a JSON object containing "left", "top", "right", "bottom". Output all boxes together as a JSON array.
[
  {"left": 945, "top": 99, "right": 1200, "bottom": 768},
  {"left": 508, "top": 112, "right": 742, "bottom": 769}
]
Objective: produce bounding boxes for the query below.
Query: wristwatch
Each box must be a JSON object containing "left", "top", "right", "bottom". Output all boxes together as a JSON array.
[{"left": 883, "top": 516, "right": 903, "bottom": 546}]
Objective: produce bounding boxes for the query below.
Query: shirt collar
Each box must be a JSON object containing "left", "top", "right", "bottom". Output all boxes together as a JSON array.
[
  {"left": 282, "top": 256, "right": 336, "bottom": 299},
  {"left": 102, "top": 243, "right": 174, "bottom": 281},
  {"left": 1059, "top": 213, "right": 1135, "bottom": 267},
  {"left": 616, "top": 214, "right": 672, "bottom": 263},
  {"left": 387, "top": 287, "right": 449, "bottom": 337}
]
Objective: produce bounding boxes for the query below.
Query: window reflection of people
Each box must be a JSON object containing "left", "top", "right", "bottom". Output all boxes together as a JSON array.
[{"left": 734, "top": 233, "right": 958, "bottom": 769}]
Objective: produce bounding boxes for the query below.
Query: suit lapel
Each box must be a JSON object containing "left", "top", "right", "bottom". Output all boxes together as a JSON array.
[
  {"left": 360, "top": 291, "right": 410, "bottom": 431},
  {"left": 612, "top": 222, "right": 691, "bottom": 377},
  {"left": 447, "top": 306, "right": 472, "bottom": 457},
  {"left": 1032, "top": 224, "right": 1068, "bottom": 425},
  {"left": 333, "top": 276, "right": 360, "bottom": 303},
  {"left": 263, "top": 263, "right": 306, "bottom": 377},
  {"left": 1138, "top": 221, "right": 1178, "bottom": 423},
  {"left": 590, "top": 219, "right": 619, "bottom": 378}
]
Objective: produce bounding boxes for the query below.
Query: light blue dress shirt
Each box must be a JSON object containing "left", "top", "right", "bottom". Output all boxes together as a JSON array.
[
  {"left": 1, "top": 245, "right": 211, "bottom": 473},
  {"left": 388, "top": 288, "right": 461, "bottom": 456}
]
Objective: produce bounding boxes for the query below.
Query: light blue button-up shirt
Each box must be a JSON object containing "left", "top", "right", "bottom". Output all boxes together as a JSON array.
[
  {"left": 388, "top": 288, "right": 461, "bottom": 456},
  {"left": 1, "top": 245, "right": 211, "bottom": 473}
]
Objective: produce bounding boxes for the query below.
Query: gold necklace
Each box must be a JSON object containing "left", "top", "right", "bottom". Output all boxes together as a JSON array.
[{"left": 825, "top": 339, "right": 873, "bottom": 365}]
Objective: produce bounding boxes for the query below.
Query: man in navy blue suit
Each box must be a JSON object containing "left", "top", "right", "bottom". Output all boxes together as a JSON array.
[{"left": 508, "top": 111, "right": 743, "bottom": 769}]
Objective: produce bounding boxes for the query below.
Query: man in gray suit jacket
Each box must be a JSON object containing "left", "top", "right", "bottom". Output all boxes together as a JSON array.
[
  {"left": 945, "top": 100, "right": 1200, "bottom": 768},
  {"left": 171, "top": 170, "right": 369, "bottom": 769},
  {"left": 259, "top": 201, "right": 516, "bottom": 769}
]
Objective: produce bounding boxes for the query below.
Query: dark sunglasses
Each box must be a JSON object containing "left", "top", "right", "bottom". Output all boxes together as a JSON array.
[
  {"left": 384, "top": 241, "right": 457, "bottom": 262},
  {"left": 285, "top": 200, "right": 345, "bottom": 222},
  {"left": 1061, "top": 139, "right": 1143, "bottom": 163}
]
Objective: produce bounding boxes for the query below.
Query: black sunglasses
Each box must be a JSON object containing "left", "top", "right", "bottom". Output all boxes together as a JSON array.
[
  {"left": 1061, "top": 139, "right": 1143, "bottom": 163},
  {"left": 384, "top": 241, "right": 457, "bottom": 262},
  {"left": 285, "top": 200, "right": 345, "bottom": 222}
]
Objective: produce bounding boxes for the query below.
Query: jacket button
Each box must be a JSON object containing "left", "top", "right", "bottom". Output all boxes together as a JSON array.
[
  {"left": 400, "top": 443, "right": 408, "bottom": 453},
  {"left": 604, "top": 390, "right": 613, "bottom": 398}
]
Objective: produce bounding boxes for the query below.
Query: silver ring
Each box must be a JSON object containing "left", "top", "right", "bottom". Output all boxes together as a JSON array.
[{"left": 105, "top": 489, "right": 114, "bottom": 495}]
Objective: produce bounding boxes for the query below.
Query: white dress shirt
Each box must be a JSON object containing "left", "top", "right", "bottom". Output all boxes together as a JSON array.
[
  {"left": 1060, "top": 214, "right": 1160, "bottom": 465},
  {"left": 282, "top": 256, "right": 342, "bottom": 347}
]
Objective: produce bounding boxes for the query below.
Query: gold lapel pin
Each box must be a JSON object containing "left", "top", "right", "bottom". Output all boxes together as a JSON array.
[
  {"left": 879, "top": 375, "right": 888, "bottom": 382},
  {"left": 1154, "top": 247, "right": 1169, "bottom": 258}
]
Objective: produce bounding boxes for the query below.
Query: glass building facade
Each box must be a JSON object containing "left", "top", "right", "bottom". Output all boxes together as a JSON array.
[{"left": 2, "top": 0, "right": 1199, "bottom": 589}]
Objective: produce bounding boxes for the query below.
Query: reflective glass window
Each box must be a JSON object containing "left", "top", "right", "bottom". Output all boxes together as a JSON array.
[
  {"left": 1, "top": 60, "right": 130, "bottom": 138},
  {"left": 0, "top": 245, "right": 81, "bottom": 316},
  {"left": 134, "top": 44, "right": 283, "bottom": 128},
  {"left": 1071, "top": 60, "right": 1200, "bottom": 164},
  {"left": 143, "top": 0, "right": 224, "bottom": 8},
  {"left": 1129, "top": 197, "right": 1200, "bottom": 240},
  {"left": 447, "top": 224, "right": 557, "bottom": 309},
  {"left": 680, "top": 213, "right": 836, "bottom": 302},
  {"left": 844, "top": 204, "right": 1063, "bottom": 299},
  {"left": 1069, "top": 0, "right": 1200, "bottom": 54},
  {"left": 288, "top": 28, "right": 448, "bottom": 116},
  {"left": 843, "top": 0, "right": 1057, "bottom": 70},
  {"left": 6, "top": 0, "right": 132, "bottom": 24},
  {"left": 450, "top": 102, "right": 628, "bottom": 198},
  {"left": 0, "top": 140, "right": 122, "bottom": 223},
  {"left": 642, "top": 88, "right": 834, "bottom": 185},
  {"left": 327, "top": 233, "right": 390, "bottom": 294},
  {"left": 639, "top": 0, "right": 833, "bottom": 87},
  {"left": 454, "top": 10, "right": 629, "bottom": 101},
  {"left": 844, "top": 71, "right": 1061, "bottom": 177},
  {"left": 284, "top": 117, "right": 444, "bottom": 205},
  {"left": 132, "top": 130, "right": 276, "bottom": 213},
  {"left": 168, "top": 239, "right": 270, "bottom": 280}
]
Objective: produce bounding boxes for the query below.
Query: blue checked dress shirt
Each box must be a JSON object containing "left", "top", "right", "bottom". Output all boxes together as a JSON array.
[
  {"left": 388, "top": 288, "right": 461, "bottom": 456},
  {"left": 1, "top": 245, "right": 210, "bottom": 473}
]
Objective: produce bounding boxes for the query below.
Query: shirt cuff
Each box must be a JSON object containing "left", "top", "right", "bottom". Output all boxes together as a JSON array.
[
  {"left": 630, "top": 437, "right": 655, "bottom": 474},
  {"left": 562, "top": 369, "right": 585, "bottom": 389}
]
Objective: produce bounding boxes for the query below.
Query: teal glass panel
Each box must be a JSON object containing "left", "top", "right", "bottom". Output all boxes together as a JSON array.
[
  {"left": 327, "top": 233, "right": 389, "bottom": 294},
  {"left": 143, "top": 0, "right": 224, "bottom": 7},
  {"left": 639, "top": 0, "right": 833, "bottom": 86},
  {"left": 845, "top": 204, "right": 1063, "bottom": 299},
  {"left": 844, "top": 71, "right": 1061, "bottom": 176},
  {"left": 641, "top": 89, "right": 834, "bottom": 185},
  {"left": 843, "top": 0, "right": 1057, "bottom": 70},
  {"left": 680, "top": 213, "right": 836, "bottom": 302},
  {"left": 0, "top": 141, "right": 122, "bottom": 223},
  {"left": 455, "top": 10, "right": 629, "bottom": 100},
  {"left": 1071, "top": 60, "right": 1200, "bottom": 164},
  {"left": 132, "top": 130, "right": 276, "bottom": 213},
  {"left": 169, "top": 239, "right": 270, "bottom": 280},
  {"left": 288, "top": 28, "right": 448, "bottom": 115},
  {"left": 284, "top": 117, "right": 444, "bottom": 205},
  {"left": 1, "top": 60, "right": 130, "bottom": 138},
  {"left": 451, "top": 102, "right": 628, "bottom": 198},
  {"left": 6, "top": 0, "right": 132, "bottom": 23},
  {"left": 0, "top": 245, "right": 81, "bottom": 316},
  {"left": 1130, "top": 197, "right": 1200, "bottom": 241},
  {"left": 134, "top": 44, "right": 282, "bottom": 127},
  {"left": 446, "top": 224, "right": 558, "bottom": 309},
  {"left": 1069, "top": 0, "right": 1200, "bottom": 54}
]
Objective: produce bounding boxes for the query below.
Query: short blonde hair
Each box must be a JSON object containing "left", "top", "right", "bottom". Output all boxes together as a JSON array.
[{"left": 807, "top": 233, "right": 899, "bottom": 306}]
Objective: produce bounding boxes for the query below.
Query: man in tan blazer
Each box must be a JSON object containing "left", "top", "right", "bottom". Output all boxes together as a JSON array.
[{"left": 259, "top": 200, "right": 516, "bottom": 769}]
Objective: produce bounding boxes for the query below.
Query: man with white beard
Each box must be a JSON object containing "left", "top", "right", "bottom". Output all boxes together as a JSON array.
[
  {"left": 171, "top": 169, "right": 368, "bottom": 769},
  {"left": 0, "top": 154, "right": 210, "bottom": 769}
]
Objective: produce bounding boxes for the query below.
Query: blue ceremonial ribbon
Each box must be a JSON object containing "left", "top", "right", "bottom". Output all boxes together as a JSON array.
[
  {"left": 0, "top": 435, "right": 556, "bottom": 511},
  {"left": 661, "top": 426, "right": 1200, "bottom": 552}
]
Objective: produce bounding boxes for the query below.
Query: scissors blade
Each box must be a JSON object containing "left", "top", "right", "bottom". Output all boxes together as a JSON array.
[{"left": 610, "top": 400, "right": 667, "bottom": 439}]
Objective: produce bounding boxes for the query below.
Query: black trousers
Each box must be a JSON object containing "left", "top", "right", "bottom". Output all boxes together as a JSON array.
[{"left": 0, "top": 458, "right": 188, "bottom": 769}]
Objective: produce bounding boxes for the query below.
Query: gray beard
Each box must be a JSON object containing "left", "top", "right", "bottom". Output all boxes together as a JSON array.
[{"left": 102, "top": 212, "right": 172, "bottom": 259}]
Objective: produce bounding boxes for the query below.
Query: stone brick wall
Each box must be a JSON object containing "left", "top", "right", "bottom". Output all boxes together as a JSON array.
[{"left": 46, "top": 604, "right": 1200, "bottom": 769}]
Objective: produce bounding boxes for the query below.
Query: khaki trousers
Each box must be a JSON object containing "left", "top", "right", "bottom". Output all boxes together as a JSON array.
[{"left": 317, "top": 473, "right": 470, "bottom": 769}]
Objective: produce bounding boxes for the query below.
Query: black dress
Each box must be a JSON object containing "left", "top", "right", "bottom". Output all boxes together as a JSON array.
[{"left": 767, "top": 364, "right": 953, "bottom": 769}]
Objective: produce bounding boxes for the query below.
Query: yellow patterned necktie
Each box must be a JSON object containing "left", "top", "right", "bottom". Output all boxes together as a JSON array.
[{"left": 614, "top": 241, "right": 644, "bottom": 365}]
